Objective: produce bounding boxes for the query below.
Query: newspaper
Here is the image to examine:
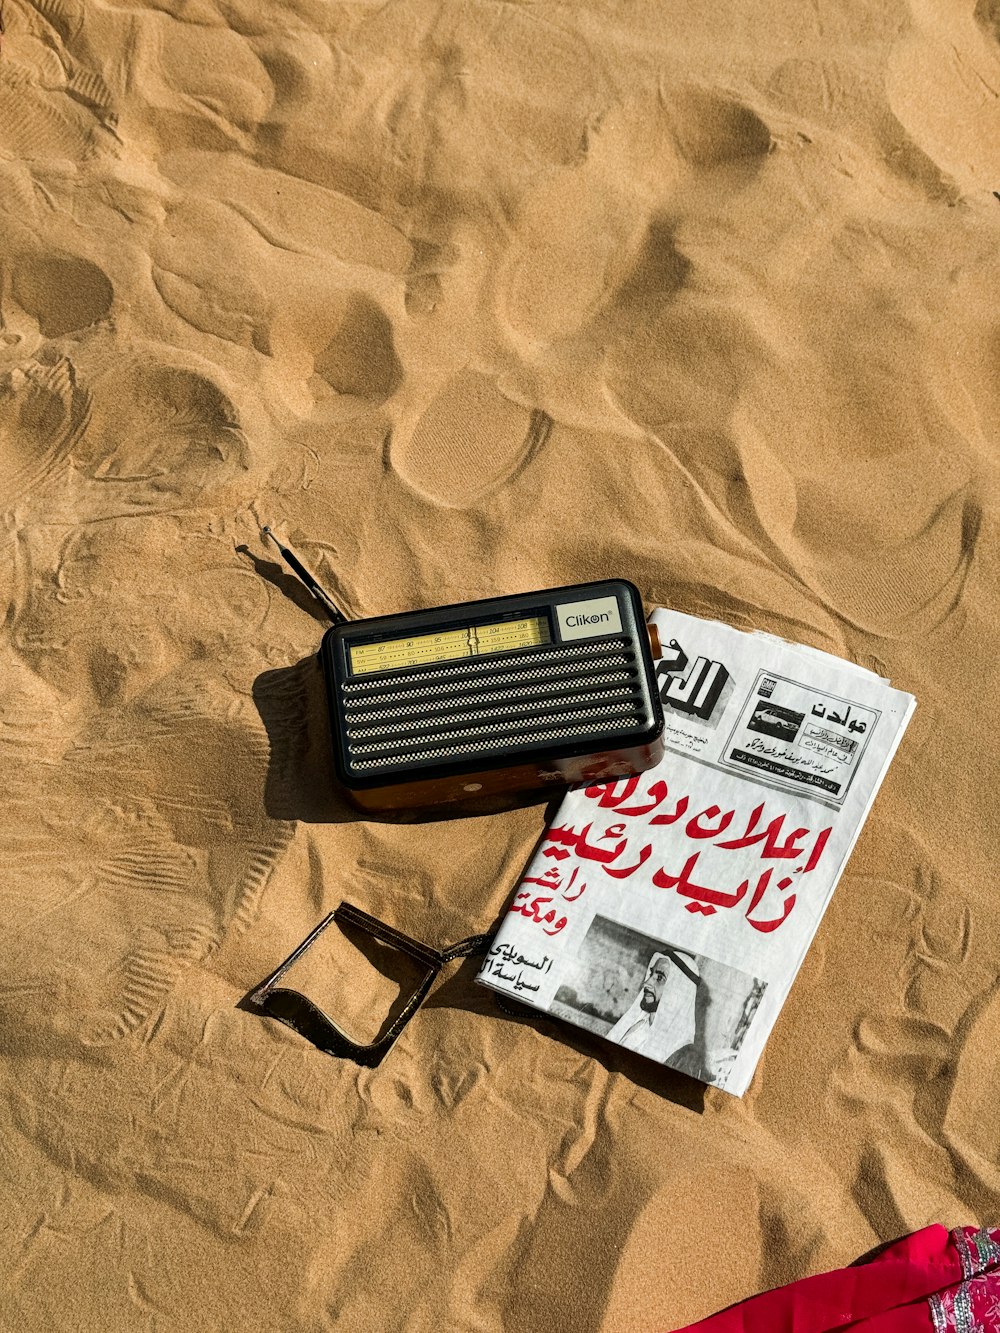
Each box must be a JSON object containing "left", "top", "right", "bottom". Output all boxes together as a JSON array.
[{"left": 476, "top": 608, "right": 916, "bottom": 1096}]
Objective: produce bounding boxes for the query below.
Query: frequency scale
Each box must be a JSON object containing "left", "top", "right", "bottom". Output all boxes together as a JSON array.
[{"left": 262, "top": 531, "right": 665, "bottom": 811}]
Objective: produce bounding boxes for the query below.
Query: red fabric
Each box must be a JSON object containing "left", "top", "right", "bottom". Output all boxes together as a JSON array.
[{"left": 673, "top": 1225, "right": 1000, "bottom": 1332}]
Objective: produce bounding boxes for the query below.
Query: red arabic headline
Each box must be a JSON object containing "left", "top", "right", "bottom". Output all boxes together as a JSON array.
[{"left": 510, "top": 774, "right": 832, "bottom": 937}]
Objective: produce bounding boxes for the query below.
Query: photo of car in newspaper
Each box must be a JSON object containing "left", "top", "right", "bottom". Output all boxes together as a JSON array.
[{"left": 720, "top": 671, "right": 880, "bottom": 807}]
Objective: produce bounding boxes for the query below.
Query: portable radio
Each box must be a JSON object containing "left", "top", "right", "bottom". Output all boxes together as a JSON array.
[{"left": 317, "top": 579, "right": 665, "bottom": 811}]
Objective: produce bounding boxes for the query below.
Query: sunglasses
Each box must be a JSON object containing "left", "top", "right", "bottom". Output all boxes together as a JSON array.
[{"left": 243, "top": 901, "right": 491, "bottom": 1067}]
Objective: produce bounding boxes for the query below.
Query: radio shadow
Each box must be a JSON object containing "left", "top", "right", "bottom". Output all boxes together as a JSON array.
[
  {"left": 253, "top": 656, "right": 357, "bottom": 824},
  {"left": 252, "top": 655, "right": 562, "bottom": 826},
  {"left": 424, "top": 951, "right": 707, "bottom": 1113}
]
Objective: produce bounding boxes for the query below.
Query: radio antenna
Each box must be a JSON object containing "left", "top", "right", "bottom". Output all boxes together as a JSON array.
[{"left": 261, "top": 525, "right": 347, "bottom": 624}]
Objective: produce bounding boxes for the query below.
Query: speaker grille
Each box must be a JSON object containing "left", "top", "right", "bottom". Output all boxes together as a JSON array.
[{"left": 339, "top": 635, "right": 648, "bottom": 774}]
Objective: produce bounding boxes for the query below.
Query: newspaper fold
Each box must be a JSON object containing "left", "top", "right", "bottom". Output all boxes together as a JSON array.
[{"left": 477, "top": 608, "right": 916, "bottom": 1096}]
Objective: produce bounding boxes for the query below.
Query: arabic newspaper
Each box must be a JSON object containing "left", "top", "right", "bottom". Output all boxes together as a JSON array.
[{"left": 476, "top": 608, "right": 916, "bottom": 1096}]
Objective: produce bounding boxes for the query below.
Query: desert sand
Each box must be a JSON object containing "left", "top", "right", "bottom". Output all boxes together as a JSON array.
[{"left": 2, "top": 0, "right": 1000, "bottom": 1327}]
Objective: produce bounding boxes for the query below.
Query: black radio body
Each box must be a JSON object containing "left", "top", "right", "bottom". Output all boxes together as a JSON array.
[{"left": 320, "top": 579, "right": 665, "bottom": 811}]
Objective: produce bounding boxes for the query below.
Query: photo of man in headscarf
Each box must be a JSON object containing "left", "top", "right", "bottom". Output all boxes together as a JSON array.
[
  {"left": 553, "top": 917, "right": 766, "bottom": 1090},
  {"left": 607, "top": 949, "right": 697, "bottom": 1057}
]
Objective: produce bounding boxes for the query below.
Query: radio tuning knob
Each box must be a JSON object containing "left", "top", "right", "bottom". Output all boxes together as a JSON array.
[{"left": 647, "top": 622, "right": 662, "bottom": 659}]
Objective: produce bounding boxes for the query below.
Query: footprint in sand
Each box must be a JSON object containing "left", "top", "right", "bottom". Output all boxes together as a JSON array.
[
  {"left": 126, "top": 13, "right": 270, "bottom": 153},
  {"left": 390, "top": 367, "right": 552, "bottom": 508},
  {"left": 501, "top": 89, "right": 771, "bottom": 351},
  {"left": 0, "top": 657, "right": 293, "bottom": 1054},
  {"left": 313, "top": 294, "right": 402, "bottom": 404},
  {"left": 78, "top": 674, "right": 293, "bottom": 1045},
  {"left": 795, "top": 482, "right": 981, "bottom": 639},
  {"left": 493, "top": 90, "right": 772, "bottom": 434},
  {"left": 11, "top": 253, "right": 114, "bottom": 338},
  {"left": 664, "top": 86, "right": 772, "bottom": 171},
  {"left": 0, "top": 356, "right": 89, "bottom": 512},
  {"left": 73, "top": 360, "right": 249, "bottom": 505},
  {"left": 0, "top": 63, "right": 97, "bottom": 163}
]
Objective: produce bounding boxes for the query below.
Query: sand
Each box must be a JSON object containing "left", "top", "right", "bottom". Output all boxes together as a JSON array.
[{"left": 2, "top": 0, "right": 1000, "bottom": 1327}]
